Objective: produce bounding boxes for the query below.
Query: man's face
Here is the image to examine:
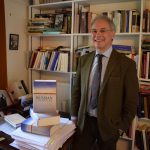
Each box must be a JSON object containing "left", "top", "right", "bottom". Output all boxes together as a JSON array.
[{"left": 91, "top": 19, "right": 115, "bottom": 52}]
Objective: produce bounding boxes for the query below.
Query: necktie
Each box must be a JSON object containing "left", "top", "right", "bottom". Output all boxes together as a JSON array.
[{"left": 90, "top": 54, "right": 103, "bottom": 109}]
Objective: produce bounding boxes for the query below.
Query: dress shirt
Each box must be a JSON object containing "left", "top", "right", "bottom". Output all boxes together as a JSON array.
[{"left": 87, "top": 47, "right": 113, "bottom": 117}]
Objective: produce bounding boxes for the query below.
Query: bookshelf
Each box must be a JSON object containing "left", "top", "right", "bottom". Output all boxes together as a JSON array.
[{"left": 28, "top": 0, "right": 150, "bottom": 149}]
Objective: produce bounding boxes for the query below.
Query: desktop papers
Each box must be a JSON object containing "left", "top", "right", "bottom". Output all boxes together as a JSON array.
[{"left": 11, "top": 118, "right": 76, "bottom": 150}]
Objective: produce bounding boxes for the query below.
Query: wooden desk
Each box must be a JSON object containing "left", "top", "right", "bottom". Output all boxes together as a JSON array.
[{"left": 0, "top": 118, "right": 74, "bottom": 150}]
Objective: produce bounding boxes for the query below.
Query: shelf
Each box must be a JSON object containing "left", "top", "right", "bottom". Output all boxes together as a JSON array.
[
  {"left": 75, "top": 0, "right": 138, "bottom": 5},
  {"left": 139, "top": 78, "right": 150, "bottom": 82},
  {"left": 28, "top": 33, "right": 72, "bottom": 37},
  {"left": 30, "top": 1, "right": 73, "bottom": 10},
  {"left": 73, "top": 33, "right": 91, "bottom": 36},
  {"left": 142, "top": 32, "right": 150, "bottom": 36},
  {"left": 29, "top": 68, "right": 72, "bottom": 74},
  {"left": 72, "top": 33, "right": 140, "bottom": 36},
  {"left": 116, "top": 33, "right": 140, "bottom": 36}
]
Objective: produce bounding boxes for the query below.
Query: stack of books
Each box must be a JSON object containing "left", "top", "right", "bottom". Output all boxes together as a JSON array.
[
  {"left": 11, "top": 117, "right": 75, "bottom": 150},
  {"left": 10, "top": 80, "right": 76, "bottom": 150}
]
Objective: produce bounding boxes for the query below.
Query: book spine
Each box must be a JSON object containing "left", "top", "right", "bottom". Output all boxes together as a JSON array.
[{"left": 112, "top": 44, "right": 133, "bottom": 51}]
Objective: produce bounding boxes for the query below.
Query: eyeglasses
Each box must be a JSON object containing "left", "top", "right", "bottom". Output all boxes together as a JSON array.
[{"left": 91, "top": 28, "right": 112, "bottom": 34}]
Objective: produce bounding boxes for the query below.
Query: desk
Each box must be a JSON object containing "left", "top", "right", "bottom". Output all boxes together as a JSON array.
[{"left": 0, "top": 118, "right": 74, "bottom": 150}]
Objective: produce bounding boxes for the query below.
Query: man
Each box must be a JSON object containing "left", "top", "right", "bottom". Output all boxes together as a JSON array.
[{"left": 71, "top": 15, "right": 139, "bottom": 150}]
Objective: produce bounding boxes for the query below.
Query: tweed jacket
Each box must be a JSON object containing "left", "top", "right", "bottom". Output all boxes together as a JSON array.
[{"left": 71, "top": 50, "right": 139, "bottom": 141}]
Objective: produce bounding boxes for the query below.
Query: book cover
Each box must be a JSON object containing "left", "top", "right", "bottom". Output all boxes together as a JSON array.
[
  {"left": 30, "top": 108, "right": 60, "bottom": 126},
  {"left": 33, "top": 80, "right": 57, "bottom": 114}
]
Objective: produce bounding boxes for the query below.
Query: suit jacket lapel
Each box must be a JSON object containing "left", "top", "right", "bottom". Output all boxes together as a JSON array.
[
  {"left": 101, "top": 50, "right": 119, "bottom": 93},
  {"left": 84, "top": 51, "right": 95, "bottom": 100}
]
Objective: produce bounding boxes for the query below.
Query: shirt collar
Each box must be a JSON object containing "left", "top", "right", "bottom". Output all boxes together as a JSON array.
[{"left": 95, "top": 46, "right": 112, "bottom": 58}]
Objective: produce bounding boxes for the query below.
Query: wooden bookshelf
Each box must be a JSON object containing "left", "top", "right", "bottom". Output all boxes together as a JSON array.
[{"left": 28, "top": 1, "right": 150, "bottom": 149}]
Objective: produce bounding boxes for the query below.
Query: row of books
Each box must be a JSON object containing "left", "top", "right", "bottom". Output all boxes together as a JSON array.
[
  {"left": 29, "top": 49, "right": 70, "bottom": 72},
  {"left": 73, "top": 44, "right": 138, "bottom": 71},
  {"left": 102, "top": 9, "right": 140, "bottom": 33},
  {"left": 75, "top": 6, "right": 140, "bottom": 33},
  {"left": 141, "top": 39, "right": 150, "bottom": 79},
  {"left": 28, "top": 11, "right": 72, "bottom": 34}
]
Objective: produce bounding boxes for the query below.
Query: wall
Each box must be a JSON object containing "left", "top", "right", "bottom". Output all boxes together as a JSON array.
[{"left": 4, "top": 0, "right": 29, "bottom": 88}]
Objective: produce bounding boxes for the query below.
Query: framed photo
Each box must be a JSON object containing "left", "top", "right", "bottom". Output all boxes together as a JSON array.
[
  {"left": 9, "top": 34, "right": 19, "bottom": 50},
  {"left": 54, "top": 14, "right": 64, "bottom": 29},
  {"left": 0, "top": 90, "right": 13, "bottom": 107}
]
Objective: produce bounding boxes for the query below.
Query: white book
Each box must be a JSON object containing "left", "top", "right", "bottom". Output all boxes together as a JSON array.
[
  {"left": 4, "top": 113, "right": 26, "bottom": 128},
  {"left": 33, "top": 80, "right": 57, "bottom": 114}
]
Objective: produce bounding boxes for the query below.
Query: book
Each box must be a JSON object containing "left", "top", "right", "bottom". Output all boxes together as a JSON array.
[
  {"left": 132, "top": 10, "right": 140, "bottom": 32},
  {"left": 21, "top": 117, "right": 70, "bottom": 136},
  {"left": 33, "top": 80, "right": 57, "bottom": 113},
  {"left": 11, "top": 119, "right": 75, "bottom": 150},
  {"left": 4, "top": 113, "right": 26, "bottom": 128},
  {"left": 50, "top": 51, "right": 59, "bottom": 71},
  {"left": 112, "top": 44, "right": 134, "bottom": 52},
  {"left": 30, "top": 108, "right": 60, "bottom": 126},
  {"left": 21, "top": 117, "right": 53, "bottom": 136}
]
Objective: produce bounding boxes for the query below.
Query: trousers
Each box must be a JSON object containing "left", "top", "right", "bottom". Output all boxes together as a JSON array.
[{"left": 72, "top": 114, "right": 119, "bottom": 150}]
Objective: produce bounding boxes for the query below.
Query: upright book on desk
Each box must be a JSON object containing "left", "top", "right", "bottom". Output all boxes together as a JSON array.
[{"left": 33, "top": 80, "right": 57, "bottom": 113}]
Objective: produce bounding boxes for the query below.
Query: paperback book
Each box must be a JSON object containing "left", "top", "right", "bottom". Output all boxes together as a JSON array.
[
  {"left": 4, "top": 113, "right": 26, "bottom": 128},
  {"left": 33, "top": 80, "right": 57, "bottom": 113}
]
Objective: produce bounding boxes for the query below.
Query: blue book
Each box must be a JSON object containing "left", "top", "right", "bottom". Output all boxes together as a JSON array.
[
  {"left": 112, "top": 44, "right": 133, "bottom": 51},
  {"left": 50, "top": 51, "right": 59, "bottom": 71}
]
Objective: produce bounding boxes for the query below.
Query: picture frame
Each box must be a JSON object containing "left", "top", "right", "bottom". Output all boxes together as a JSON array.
[
  {"left": 0, "top": 90, "right": 13, "bottom": 107},
  {"left": 54, "top": 14, "right": 64, "bottom": 29},
  {"left": 9, "top": 34, "right": 19, "bottom": 50}
]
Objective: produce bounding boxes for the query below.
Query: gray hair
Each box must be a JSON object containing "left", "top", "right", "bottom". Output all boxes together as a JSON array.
[{"left": 91, "top": 15, "right": 116, "bottom": 32}]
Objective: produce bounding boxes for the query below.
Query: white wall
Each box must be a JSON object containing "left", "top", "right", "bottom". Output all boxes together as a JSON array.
[{"left": 4, "top": 0, "right": 29, "bottom": 88}]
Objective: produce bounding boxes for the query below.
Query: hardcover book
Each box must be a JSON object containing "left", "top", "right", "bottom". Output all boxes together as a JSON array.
[
  {"left": 33, "top": 80, "right": 57, "bottom": 113},
  {"left": 21, "top": 117, "right": 71, "bottom": 136},
  {"left": 30, "top": 107, "right": 60, "bottom": 126}
]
